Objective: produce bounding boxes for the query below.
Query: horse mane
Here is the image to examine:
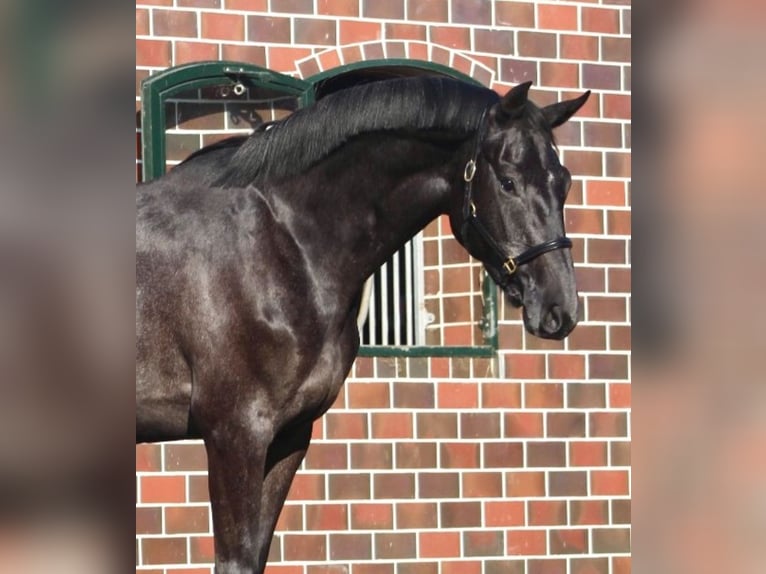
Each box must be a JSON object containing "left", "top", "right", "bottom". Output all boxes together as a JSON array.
[{"left": 214, "top": 76, "right": 500, "bottom": 187}]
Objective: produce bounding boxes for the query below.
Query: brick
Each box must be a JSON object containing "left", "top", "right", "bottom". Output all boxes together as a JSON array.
[
  {"left": 473, "top": 28, "right": 513, "bottom": 54},
  {"left": 518, "top": 31, "right": 557, "bottom": 58},
  {"left": 611, "top": 441, "right": 630, "bottom": 466},
  {"left": 440, "top": 441, "right": 480, "bottom": 468},
  {"left": 453, "top": 0, "right": 491, "bottom": 24},
  {"left": 340, "top": 19, "right": 381, "bottom": 43},
  {"left": 222, "top": 44, "right": 267, "bottom": 66},
  {"left": 593, "top": 528, "right": 631, "bottom": 553},
  {"left": 189, "top": 535, "right": 214, "bottom": 563},
  {"left": 288, "top": 472, "right": 325, "bottom": 500},
  {"left": 271, "top": 0, "right": 313, "bottom": 13},
  {"left": 609, "top": 325, "right": 631, "bottom": 351},
  {"left": 485, "top": 500, "right": 525, "bottom": 527},
  {"left": 528, "top": 442, "right": 566, "bottom": 467},
  {"left": 606, "top": 151, "right": 631, "bottom": 178},
  {"left": 164, "top": 505, "right": 210, "bottom": 534},
  {"left": 538, "top": 4, "right": 578, "bottom": 30},
  {"left": 459, "top": 412, "right": 499, "bottom": 439},
  {"left": 347, "top": 381, "right": 389, "bottom": 408},
  {"left": 525, "top": 382, "right": 564, "bottom": 408},
  {"left": 571, "top": 500, "right": 608, "bottom": 526},
  {"left": 483, "top": 442, "right": 524, "bottom": 468},
  {"left": 505, "top": 353, "right": 546, "bottom": 379},
  {"left": 609, "top": 383, "right": 631, "bottom": 408},
  {"left": 548, "top": 354, "right": 586, "bottom": 380},
  {"left": 437, "top": 381, "right": 479, "bottom": 409},
  {"left": 607, "top": 211, "right": 631, "bottom": 236},
  {"left": 571, "top": 558, "right": 610, "bottom": 574},
  {"left": 248, "top": 15, "right": 291, "bottom": 43},
  {"left": 407, "top": 0, "right": 448, "bottom": 22},
  {"left": 569, "top": 441, "right": 607, "bottom": 467},
  {"left": 327, "top": 533, "right": 372, "bottom": 561},
  {"left": 603, "top": 94, "right": 630, "bottom": 119},
  {"left": 564, "top": 150, "right": 603, "bottom": 177},
  {"left": 328, "top": 473, "right": 370, "bottom": 500},
  {"left": 419, "top": 472, "right": 460, "bottom": 498},
  {"left": 385, "top": 23, "right": 427, "bottom": 40},
  {"left": 495, "top": 2, "right": 535, "bottom": 27},
  {"left": 416, "top": 531, "right": 459, "bottom": 558},
  {"left": 398, "top": 563, "right": 438, "bottom": 574},
  {"left": 179, "top": 0, "right": 220, "bottom": 6},
  {"left": 396, "top": 442, "right": 436, "bottom": 469},
  {"left": 582, "top": 8, "right": 620, "bottom": 34},
  {"left": 275, "top": 504, "right": 303, "bottom": 531},
  {"left": 283, "top": 534, "right": 327, "bottom": 561},
  {"left": 529, "top": 559, "right": 568, "bottom": 574},
  {"left": 462, "top": 471, "right": 503, "bottom": 500},
  {"left": 318, "top": 0, "right": 358, "bottom": 16},
  {"left": 584, "top": 122, "right": 623, "bottom": 148},
  {"left": 591, "top": 470, "right": 630, "bottom": 496},
  {"left": 602, "top": 37, "right": 631, "bottom": 63},
  {"left": 442, "top": 561, "right": 482, "bottom": 574},
  {"left": 565, "top": 208, "right": 604, "bottom": 234},
  {"left": 429, "top": 25, "right": 468, "bottom": 49},
  {"left": 371, "top": 412, "right": 413, "bottom": 439},
  {"left": 440, "top": 500, "right": 481, "bottom": 527},
  {"left": 417, "top": 412, "right": 457, "bottom": 438},
  {"left": 611, "top": 499, "right": 631, "bottom": 525},
  {"left": 588, "top": 354, "right": 629, "bottom": 380},
  {"left": 550, "top": 528, "right": 589, "bottom": 554},
  {"left": 363, "top": 0, "right": 404, "bottom": 19},
  {"left": 136, "top": 506, "right": 162, "bottom": 535},
  {"left": 294, "top": 18, "right": 336, "bottom": 45},
  {"left": 142, "top": 537, "right": 188, "bottom": 564},
  {"left": 574, "top": 267, "right": 606, "bottom": 294},
  {"left": 561, "top": 34, "right": 599, "bottom": 61},
  {"left": 136, "top": 444, "right": 162, "bottom": 472},
  {"left": 568, "top": 383, "right": 606, "bottom": 409},
  {"left": 305, "top": 443, "right": 348, "bottom": 470},
  {"left": 225, "top": 0, "right": 267, "bottom": 10},
  {"left": 612, "top": 557, "right": 631, "bottom": 574},
  {"left": 141, "top": 475, "right": 186, "bottom": 503},
  {"left": 350, "top": 443, "right": 392, "bottom": 469},
  {"left": 354, "top": 566, "right": 394, "bottom": 574},
  {"left": 481, "top": 382, "right": 521, "bottom": 408},
  {"left": 326, "top": 412, "right": 368, "bottom": 439},
  {"left": 305, "top": 503, "right": 348, "bottom": 531},
  {"left": 153, "top": 9, "right": 197, "bottom": 37},
  {"left": 202, "top": 12, "right": 244, "bottom": 41},
  {"left": 164, "top": 443, "right": 207, "bottom": 471},
  {"left": 136, "top": 39, "right": 171, "bottom": 67},
  {"left": 175, "top": 41, "right": 219, "bottom": 64},
  {"left": 589, "top": 412, "right": 628, "bottom": 438},
  {"left": 506, "top": 471, "right": 546, "bottom": 497},
  {"left": 583, "top": 64, "right": 622, "bottom": 91},
  {"left": 586, "top": 180, "right": 625, "bottom": 206},
  {"left": 396, "top": 502, "right": 438, "bottom": 529},
  {"left": 529, "top": 500, "right": 566, "bottom": 526},
  {"left": 375, "top": 532, "right": 416, "bottom": 559},
  {"left": 505, "top": 413, "right": 543, "bottom": 438},
  {"left": 136, "top": 9, "right": 150, "bottom": 35},
  {"left": 373, "top": 473, "right": 414, "bottom": 499},
  {"left": 588, "top": 296, "right": 627, "bottom": 323},
  {"left": 588, "top": 238, "right": 626, "bottom": 264},
  {"left": 488, "top": 561, "right": 526, "bottom": 574},
  {"left": 568, "top": 325, "right": 607, "bottom": 351},
  {"left": 549, "top": 470, "right": 588, "bottom": 497},
  {"left": 351, "top": 503, "right": 393, "bottom": 530},
  {"left": 507, "top": 529, "right": 547, "bottom": 555},
  {"left": 464, "top": 530, "right": 503, "bottom": 557},
  {"left": 188, "top": 475, "right": 209, "bottom": 502},
  {"left": 547, "top": 412, "right": 586, "bottom": 437},
  {"left": 393, "top": 382, "right": 433, "bottom": 408},
  {"left": 541, "top": 62, "right": 579, "bottom": 88}
]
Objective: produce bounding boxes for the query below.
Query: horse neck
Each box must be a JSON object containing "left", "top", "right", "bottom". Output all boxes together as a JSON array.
[{"left": 278, "top": 130, "right": 472, "bottom": 291}]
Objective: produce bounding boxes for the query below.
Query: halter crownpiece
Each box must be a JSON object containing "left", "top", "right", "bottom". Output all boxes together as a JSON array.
[{"left": 459, "top": 109, "right": 573, "bottom": 281}]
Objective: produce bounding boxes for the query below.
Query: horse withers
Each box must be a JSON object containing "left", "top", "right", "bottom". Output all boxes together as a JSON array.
[{"left": 136, "top": 77, "right": 589, "bottom": 573}]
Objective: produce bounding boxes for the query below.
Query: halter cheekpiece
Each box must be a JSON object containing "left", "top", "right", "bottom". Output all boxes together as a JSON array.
[{"left": 459, "top": 109, "right": 573, "bottom": 282}]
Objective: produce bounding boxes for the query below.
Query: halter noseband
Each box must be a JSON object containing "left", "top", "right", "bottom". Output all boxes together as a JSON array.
[{"left": 459, "top": 110, "right": 573, "bottom": 281}]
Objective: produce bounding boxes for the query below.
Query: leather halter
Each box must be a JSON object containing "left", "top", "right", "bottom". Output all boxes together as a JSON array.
[{"left": 459, "top": 110, "right": 572, "bottom": 281}]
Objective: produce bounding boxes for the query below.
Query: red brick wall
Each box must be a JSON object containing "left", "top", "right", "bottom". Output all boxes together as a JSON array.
[{"left": 136, "top": 1, "right": 631, "bottom": 572}]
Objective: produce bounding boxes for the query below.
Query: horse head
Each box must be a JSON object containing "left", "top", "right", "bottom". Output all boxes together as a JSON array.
[{"left": 450, "top": 82, "right": 590, "bottom": 340}]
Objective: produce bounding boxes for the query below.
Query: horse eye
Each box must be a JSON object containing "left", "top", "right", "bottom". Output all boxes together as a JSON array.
[{"left": 500, "top": 178, "right": 515, "bottom": 192}]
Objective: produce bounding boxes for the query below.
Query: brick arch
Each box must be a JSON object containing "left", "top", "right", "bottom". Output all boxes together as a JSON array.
[{"left": 294, "top": 41, "right": 496, "bottom": 88}]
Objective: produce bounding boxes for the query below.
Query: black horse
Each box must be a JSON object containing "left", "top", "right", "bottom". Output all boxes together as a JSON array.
[{"left": 136, "top": 77, "right": 589, "bottom": 573}]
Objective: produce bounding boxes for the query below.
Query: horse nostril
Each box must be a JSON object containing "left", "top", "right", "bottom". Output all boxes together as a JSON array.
[{"left": 544, "top": 305, "right": 563, "bottom": 334}]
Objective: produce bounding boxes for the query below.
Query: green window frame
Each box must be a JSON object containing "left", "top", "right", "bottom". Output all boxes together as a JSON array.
[{"left": 140, "top": 59, "right": 498, "bottom": 357}]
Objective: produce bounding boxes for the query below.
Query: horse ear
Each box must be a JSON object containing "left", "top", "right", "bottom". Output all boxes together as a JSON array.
[
  {"left": 542, "top": 91, "right": 591, "bottom": 129},
  {"left": 495, "top": 81, "right": 533, "bottom": 123}
]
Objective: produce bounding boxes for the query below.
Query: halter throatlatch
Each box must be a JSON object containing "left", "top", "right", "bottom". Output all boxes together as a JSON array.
[{"left": 459, "top": 110, "right": 572, "bottom": 282}]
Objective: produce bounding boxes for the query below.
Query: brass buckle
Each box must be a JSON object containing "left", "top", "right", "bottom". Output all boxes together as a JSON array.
[
  {"left": 463, "top": 160, "right": 477, "bottom": 182},
  {"left": 503, "top": 257, "right": 517, "bottom": 276}
]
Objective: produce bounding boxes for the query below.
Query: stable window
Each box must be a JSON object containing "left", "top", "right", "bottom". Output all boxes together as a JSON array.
[{"left": 140, "top": 59, "right": 498, "bottom": 357}]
